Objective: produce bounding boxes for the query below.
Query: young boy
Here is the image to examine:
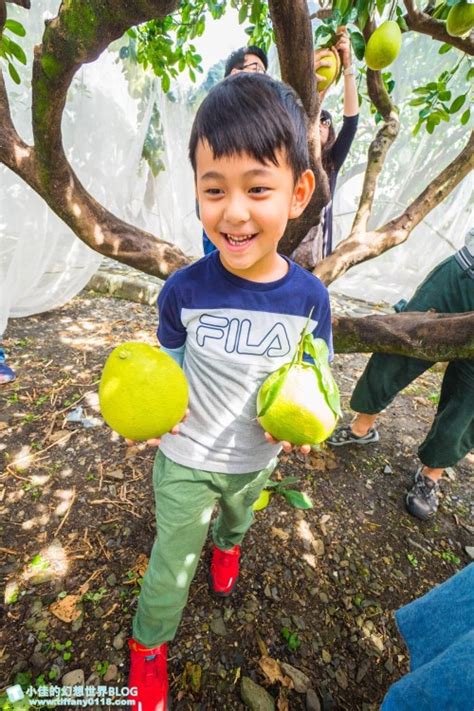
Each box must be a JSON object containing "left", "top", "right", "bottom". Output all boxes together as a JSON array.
[{"left": 128, "top": 73, "right": 333, "bottom": 711}]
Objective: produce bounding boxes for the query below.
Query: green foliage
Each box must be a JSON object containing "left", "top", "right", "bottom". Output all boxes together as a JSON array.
[
  {"left": 409, "top": 54, "right": 472, "bottom": 135},
  {"left": 95, "top": 660, "right": 110, "bottom": 678},
  {"left": 121, "top": 1, "right": 272, "bottom": 94},
  {"left": 263, "top": 476, "right": 314, "bottom": 510},
  {"left": 281, "top": 626, "right": 301, "bottom": 652},
  {"left": 0, "top": 18, "right": 27, "bottom": 85},
  {"left": 434, "top": 549, "right": 461, "bottom": 565}
]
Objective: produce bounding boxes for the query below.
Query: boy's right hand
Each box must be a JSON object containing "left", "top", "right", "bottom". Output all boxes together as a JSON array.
[
  {"left": 264, "top": 432, "right": 311, "bottom": 456},
  {"left": 125, "top": 409, "right": 189, "bottom": 447}
]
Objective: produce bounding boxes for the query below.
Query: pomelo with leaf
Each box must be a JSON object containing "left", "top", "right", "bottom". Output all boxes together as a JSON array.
[
  {"left": 365, "top": 21, "right": 402, "bottom": 70},
  {"left": 99, "top": 341, "right": 188, "bottom": 441},
  {"left": 257, "top": 314, "right": 340, "bottom": 446}
]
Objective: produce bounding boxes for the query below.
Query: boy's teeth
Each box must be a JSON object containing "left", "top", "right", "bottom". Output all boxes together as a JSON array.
[{"left": 226, "top": 234, "right": 253, "bottom": 245}]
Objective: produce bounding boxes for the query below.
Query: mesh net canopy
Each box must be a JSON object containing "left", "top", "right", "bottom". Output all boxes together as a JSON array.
[{"left": 1, "top": 3, "right": 472, "bottom": 336}]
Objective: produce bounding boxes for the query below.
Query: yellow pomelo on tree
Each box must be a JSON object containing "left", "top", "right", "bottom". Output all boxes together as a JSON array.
[
  {"left": 446, "top": 2, "right": 474, "bottom": 36},
  {"left": 314, "top": 47, "right": 341, "bottom": 92},
  {"left": 99, "top": 341, "right": 188, "bottom": 441},
  {"left": 365, "top": 21, "right": 402, "bottom": 70},
  {"left": 257, "top": 314, "right": 341, "bottom": 446}
]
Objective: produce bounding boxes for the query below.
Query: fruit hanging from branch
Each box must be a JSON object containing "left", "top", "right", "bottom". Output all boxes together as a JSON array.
[
  {"left": 365, "top": 20, "right": 402, "bottom": 70},
  {"left": 446, "top": 1, "right": 474, "bottom": 37}
]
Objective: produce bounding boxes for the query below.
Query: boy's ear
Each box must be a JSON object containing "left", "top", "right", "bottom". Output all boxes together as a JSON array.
[{"left": 289, "top": 169, "right": 315, "bottom": 219}]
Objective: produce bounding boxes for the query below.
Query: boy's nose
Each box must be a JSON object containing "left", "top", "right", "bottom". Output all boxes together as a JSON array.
[{"left": 223, "top": 196, "right": 251, "bottom": 225}]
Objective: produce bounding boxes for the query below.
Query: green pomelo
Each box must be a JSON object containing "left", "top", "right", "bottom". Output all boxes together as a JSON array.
[
  {"left": 257, "top": 364, "right": 338, "bottom": 446},
  {"left": 365, "top": 21, "right": 402, "bottom": 70},
  {"left": 253, "top": 489, "right": 272, "bottom": 511},
  {"left": 99, "top": 341, "right": 188, "bottom": 441},
  {"left": 446, "top": 2, "right": 474, "bottom": 36},
  {"left": 315, "top": 49, "right": 340, "bottom": 91}
]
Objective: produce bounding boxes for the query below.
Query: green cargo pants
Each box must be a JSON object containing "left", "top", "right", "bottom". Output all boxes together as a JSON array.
[
  {"left": 351, "top": 256, "right": 474, "bottom": 468},
  {"left": 132, "top": 450, "right": 277, "bottom": 648}
]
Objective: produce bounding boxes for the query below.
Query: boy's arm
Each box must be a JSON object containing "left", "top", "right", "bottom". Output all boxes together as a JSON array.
[
  {"left": 312, "top": 288, "right": 334, "bottom": 361},
  {"left": 160, "top": 344, "right": 186, "bottom": 368},
  {"left": 157, "top": 275, "right": 187, "bottom": 350}
]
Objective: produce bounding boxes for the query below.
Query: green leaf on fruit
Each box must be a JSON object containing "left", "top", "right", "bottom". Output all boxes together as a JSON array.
[{"left": 257, "top": 366, "right": 288, "bottom": 418}]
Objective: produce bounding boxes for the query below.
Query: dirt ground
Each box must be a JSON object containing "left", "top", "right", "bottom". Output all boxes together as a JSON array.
[{"left": 0, "top": 291, "right": 472, "bottom": 710}]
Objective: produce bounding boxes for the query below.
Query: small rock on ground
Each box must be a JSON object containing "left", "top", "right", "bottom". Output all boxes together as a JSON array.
[
  {"left": 240, "top": 676, "right": 275, "bottom": 711},
  {"left": 306, "top": 688, "right": 321, "bottom": 711},
  {"left": 62, "top": 670, "right": 85, "bottom": 687}
]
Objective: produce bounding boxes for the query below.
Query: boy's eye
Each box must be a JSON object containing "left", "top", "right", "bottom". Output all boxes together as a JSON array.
[
  {"left": 204, "top": 188, "right": 223, "bottom": 196},
  {"left": 249, "top": 186, "right": 270, "bottom": 194}
]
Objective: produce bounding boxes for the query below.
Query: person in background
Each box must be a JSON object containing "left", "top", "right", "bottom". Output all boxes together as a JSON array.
[
  {"left": 0, "top": 343, "right": 15, "bottom": 384},
  {"left": 327, "top": 228, "right": 474, "bottom": 521},
  {"left": 202, "top": 45, "right": 268, "bottom": 256},
  {"left": 291, "top": 27, "right": 359, "bottom": 268}
]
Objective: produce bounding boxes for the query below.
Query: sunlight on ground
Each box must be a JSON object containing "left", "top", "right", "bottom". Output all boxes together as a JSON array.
[
  {"left": 4, "top": 540, "right": 69, "bottom": 605},
  {"left": 12, "top": 445, "right": 33, "bottom": 472}
]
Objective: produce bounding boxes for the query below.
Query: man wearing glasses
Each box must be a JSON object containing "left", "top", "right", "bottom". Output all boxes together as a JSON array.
[{"left": 224, "top": 45, "right": 268, "bottom": 77}]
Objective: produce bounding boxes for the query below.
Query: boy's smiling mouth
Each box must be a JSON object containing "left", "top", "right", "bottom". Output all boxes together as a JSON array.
[{"left": 222, "top": 233, "right": 258, "bottom": 249}]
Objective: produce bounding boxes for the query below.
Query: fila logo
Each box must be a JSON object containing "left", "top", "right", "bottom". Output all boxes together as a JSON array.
[{"left": 196, "top": 314, "right": 291, "bottom": 357}]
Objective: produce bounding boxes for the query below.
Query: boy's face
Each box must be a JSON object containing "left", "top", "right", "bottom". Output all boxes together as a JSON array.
[{"left": 195, "top": 141, "right": 315, "bottom": 281}]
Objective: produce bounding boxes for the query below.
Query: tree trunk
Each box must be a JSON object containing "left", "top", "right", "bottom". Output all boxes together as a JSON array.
[
  {"left": 0, "top": 0, "right": 191, "bottom": 280},
  {"left": 268, "top": 0, "right": 331, "bottom": 256},
  {"left": 333, "top": 311, "right": 474, "bottom": 360}
]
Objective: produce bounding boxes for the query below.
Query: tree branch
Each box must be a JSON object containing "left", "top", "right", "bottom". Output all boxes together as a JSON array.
[
  {"left": 333, "top": 312, "right": 474, "bottom": 360},
  {"left": 314, "top": 131, "right": 474, "bottom": 285},
  {"left": 0, "top": 0, "right": 193, "bottom": 279},
  {"left": 351, "top": 51, "right": 400, "bottom": 235},
  {"left": 403, "top": 0, "right": 474, "bottom": 55},
  {"left": 0, "top": 69, "right": 37, "bottom": 186},
  {"left": 268, "top": 0, "right": 330, "bottom": 256}
]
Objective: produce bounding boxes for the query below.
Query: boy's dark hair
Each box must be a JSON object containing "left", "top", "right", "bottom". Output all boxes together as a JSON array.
[
  {"left": 224, "top": 45, "right": 268, "bottom": 77},
  {"left": 189, "top": 73, "right": 310, "bottom": 180}
]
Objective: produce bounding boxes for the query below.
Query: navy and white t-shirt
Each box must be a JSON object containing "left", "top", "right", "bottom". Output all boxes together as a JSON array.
[{"left": 157, "top": 251, "right": 333, "bottom": 474}]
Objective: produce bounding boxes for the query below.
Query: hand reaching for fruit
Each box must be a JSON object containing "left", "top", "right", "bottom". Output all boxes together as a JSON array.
[{"left": 334, "top": 26, "right": 352, "bottom": 68}]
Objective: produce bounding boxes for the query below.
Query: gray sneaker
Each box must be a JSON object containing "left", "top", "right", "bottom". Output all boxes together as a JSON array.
[
  {"left": 327, "top": 424, "right": 379, "bottom": 446},
  {"left": 405, "top": 467, "right": 440, "bottom": 521}
]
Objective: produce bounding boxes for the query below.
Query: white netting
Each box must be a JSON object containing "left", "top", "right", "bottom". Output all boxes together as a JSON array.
[
  {"left": 0, "top": 1, "right": 163, "bottom": 334},
  {"left": 325, "top": 32, "right": 473, "bottom": 303},
  {"left": 1, "top": 4, "right": 473, "bottom": 338}
]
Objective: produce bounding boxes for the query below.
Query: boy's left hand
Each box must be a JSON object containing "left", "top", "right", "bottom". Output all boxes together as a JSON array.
[{"left": 264, "top": 432, "right": 311, "bottom": 456}]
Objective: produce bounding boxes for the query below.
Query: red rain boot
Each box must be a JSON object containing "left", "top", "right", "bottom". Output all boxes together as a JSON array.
[
  {"left": 128, "top": 638, "right": 168, "bottom": 711},
  {"left": 210, "top": 544, "right": 240, "bottom": 596}
]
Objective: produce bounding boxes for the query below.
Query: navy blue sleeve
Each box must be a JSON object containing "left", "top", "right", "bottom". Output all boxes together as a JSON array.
[
  {"left": 157, "top": 274, "right": 187, "bottom": 349},
  {"left": 312, "top": 288, "right": 334, "bottom": 361},
  {"left": 330, "top": 114, "right": 359, "bottom": 174}
]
